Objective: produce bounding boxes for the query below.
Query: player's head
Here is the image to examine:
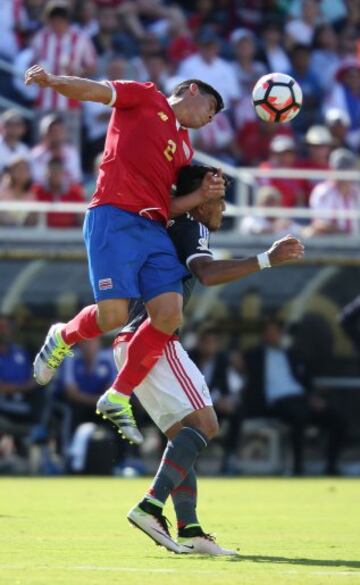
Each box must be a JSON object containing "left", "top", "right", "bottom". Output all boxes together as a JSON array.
[
  {"left": 176, "top": 164, "right": 229, "bottom": 231},
  {"left": 169, "top": 80, "right": 224, "bottom": 129}
]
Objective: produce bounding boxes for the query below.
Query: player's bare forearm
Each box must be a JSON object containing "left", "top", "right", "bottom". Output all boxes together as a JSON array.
[
  {"left": 170, "top": 189, "right": 205, "bottom": 217},
  {"left": 191, "top": 235, "right": 304, "bottom": 286},
  {"left": 24, "top": 65, "right": 112, "bottom": 104},
  {"left": 191, "top": 256, "right": 260, "bottom": 286},
  {"left": 49, "top": 75, "right": 111, "bottom": 102}
]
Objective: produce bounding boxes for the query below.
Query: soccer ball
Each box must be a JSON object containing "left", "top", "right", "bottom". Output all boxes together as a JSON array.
[{"left": 252, "top": 73, "right": 303, "bottom": 123}]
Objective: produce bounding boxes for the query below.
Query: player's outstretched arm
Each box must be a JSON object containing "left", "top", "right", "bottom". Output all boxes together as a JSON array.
[
  {"left": 24, "top": 65, "right": 112, "bottom": 104},
  {"left": 190, "top": 235, "right": 304, "bottom": 286},
  {"left": 170, "top": 171, "right": 225, "bottom": 217}
]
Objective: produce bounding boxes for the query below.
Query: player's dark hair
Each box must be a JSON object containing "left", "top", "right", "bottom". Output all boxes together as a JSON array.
[{"left": 171, "top": 80, "right": 224, "bottom": 114}]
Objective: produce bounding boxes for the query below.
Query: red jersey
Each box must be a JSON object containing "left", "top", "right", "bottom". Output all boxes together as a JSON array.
[
  {"left": 33, "top": 183, "right": 84, "bottom": 228},
  {"left": 89, "top": 81, "right": 193, "bottom": 222}
]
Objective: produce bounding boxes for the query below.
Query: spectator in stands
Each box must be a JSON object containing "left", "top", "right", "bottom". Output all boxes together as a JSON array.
[
  {"left": 243, "top": 318, "right": 346, "bottom": 475},
  {"left": 32, "top": 157, "right": 84, "bottom": 228},
  {"left": 90, "top": 4, "right": 119, "bottom": 77},
  {"left": 230, "top": 28, "right": 267, "bottom": 96},
  {"left": 0, "top": 157, "right": 36, "bottom": 227},
  {"left": 62, "top": 338, "right": 124, "bottom": 474},
  {"left": 189, "top": 328, "right": 243, "bottom": 472},
  {"left": 74, "top": 0, "right": 99, "bottom": 37},
  {"left": 177, "top": 27, "right": 241, "bottom": 108},
  {"left": 85, "top": 152, "right": 102, "bottom": 201},
  {"left": 259, "top": 135, "right": 307, "bottom": 207},
  {"left": 310, "top": 24, "right": 341, "bottom": 91},
  {"left": 83, "top": 55, "right": 128, "bottom": 170},
  {"left": 31, "top": 0, "right": 97, "bottom": 112},
  {"left": 191, "top": 111, "right": 241, "bottom": 166},
  {"left": 144, "top": 51, "right": 171, "bottom": 93},
  {"left": 0, "top": 111, "right": 29, "bottom": 174},
  {"left": 30, "top": 113, "right": 82, "bottom": 186},
  {"left": 288, "top": 44, "right": 323, "bottom": 134},
  {"left": 307, "top": 148, "right": 360, "bottom": 236},
  {"left": 130, "top": 33, "right": 164, "bottom": 82},
  {"left": 285, "top": 0, "right": 321, "bottom": 49},
  {"left": 324, "top": 57, "right": 360, "bottom": 151},
  {"left": 257, "top": 18, "right": 291, "bottom": 74},
  {"left": 324, "top": 108, "right": 351, "bottom": 149},
  {"left": 301, "top": 124, "right": 332, "bottom": 197},
  {"left": 187, "top": 0, "right": 216, "bottom": 36},
  {"left": 166, "top": 8, "right": 197, "bottom": 67},
  {"left": 0, "top": 315, "right": 42, "bottom": 455},
  {"left": 62, "top": 338, "right": 116, "bottom": 431},
  {"left": 229, "top": 28, "right": 267, "bottom": 139},
  {"left": 241, "top": 185, "right": 302, "bottom": 236},
  {"left": 235, "top": 119, "right": 294, "bottom": 166},
  {"left": 91, "top": 4, "right": 137, "bottom": 77},
  {"left": 286, "top": 0, "right": 347, "bottom": 26}
]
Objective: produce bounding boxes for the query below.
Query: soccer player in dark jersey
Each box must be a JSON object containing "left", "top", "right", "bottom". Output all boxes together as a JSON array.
[
  {"left": 110, "top": 165, "right": 304, "bottom": 554},
  {"left": 25, "top": 65, "right": 225, "bottom": 444}
]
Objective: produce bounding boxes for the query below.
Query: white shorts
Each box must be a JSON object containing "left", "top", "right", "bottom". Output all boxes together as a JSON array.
[{"left": 113, "top": 340, "right": 213, "bottom": 433}]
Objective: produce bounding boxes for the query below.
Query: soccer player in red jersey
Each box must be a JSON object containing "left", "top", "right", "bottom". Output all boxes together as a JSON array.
[{"left": 25, "top": 64, "right": 225, "bottom": 444}]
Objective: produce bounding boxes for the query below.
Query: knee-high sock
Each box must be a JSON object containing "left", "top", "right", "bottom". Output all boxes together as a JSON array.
[
  {"left": 145, "top": 427, "right": 207, "bottom": 506},
  {"left": 61, "top": 305, "right": 102, "bottom": 346},
  {"left": 171, "top": 466, "right": 199, "bottom": 530},
  {"left": 113, "top": 318, "right": 172, "bottom": 395}
]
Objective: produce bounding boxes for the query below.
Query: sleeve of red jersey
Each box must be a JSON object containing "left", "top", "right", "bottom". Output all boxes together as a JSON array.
[{"left": 102, "top": 80, "right": 156, "bottom": 109}]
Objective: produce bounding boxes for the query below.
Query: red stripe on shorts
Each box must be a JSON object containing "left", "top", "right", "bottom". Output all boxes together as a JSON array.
[
  {"left": 169, "top": 342, "right": 205, "bottom": 409},
  {"left": 165, "top": 343, "right": 204, "bottom": 410},
  {"left": 164, "top": 344, "right": 199, "bottom": 409}
]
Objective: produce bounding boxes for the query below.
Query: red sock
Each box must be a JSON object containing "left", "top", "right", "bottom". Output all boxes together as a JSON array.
[
  {"left": 61, "top": 304, "right": 103, "bottom": 346},
  {"left": 113, "top": 318, "right": 172, "bottom": 395}
]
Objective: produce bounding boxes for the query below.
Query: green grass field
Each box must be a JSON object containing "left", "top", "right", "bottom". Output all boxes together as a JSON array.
[{"left": 0, "top": 478, "right": 359, "bottom": 585}]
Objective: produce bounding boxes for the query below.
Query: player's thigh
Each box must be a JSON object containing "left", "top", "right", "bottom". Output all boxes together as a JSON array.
[
  {"left": 146, "top": 292, "right": 183, "bottom": 333},
  {"left": 139, "top": 222, "right": 188, "bottom": 304},
  {"left": 113, "top": 340, "right": 213, "bottom": 434},
  {"left": 83, "top": 206, "right": 145, "bottom": 303}
]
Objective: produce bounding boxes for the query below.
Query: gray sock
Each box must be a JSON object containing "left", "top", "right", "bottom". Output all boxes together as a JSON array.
[
  {"left": 145, "top": 427, "right": 207, "bottom": 505},
  {"left": 171, "top": 465, "right": 199, "bottom": 530}
]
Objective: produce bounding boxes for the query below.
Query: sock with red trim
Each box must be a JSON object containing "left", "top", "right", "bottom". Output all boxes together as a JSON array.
[
  {"left": 171, "top": 466, "right": 199, "bottom": 529},
  {"left": 144, "top": 427, "right": 207, "bottom": 506},
  {"left": 61, "top": 304, "right": 102, "bottom": 346},
  {"left": 113, "top": 318, "right": 172, "bottom": 395}
]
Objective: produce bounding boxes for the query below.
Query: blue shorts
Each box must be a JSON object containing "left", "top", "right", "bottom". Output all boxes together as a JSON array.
[{"left": 83, "top": 205, "right": 188, "bottom": 302}]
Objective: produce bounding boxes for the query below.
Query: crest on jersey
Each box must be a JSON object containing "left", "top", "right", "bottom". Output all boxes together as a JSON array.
[
  {"left": 182, "top": 140, "right": 191, "bottom": 159},
  {"left": 158, "top": 111, "right": 168, "bottom": 121},
  {"left": 197, "top": 237, "right": 209, "bottom": 251},
  {"left": 99, "top": 278, "right": 113, "bottom": 290}
]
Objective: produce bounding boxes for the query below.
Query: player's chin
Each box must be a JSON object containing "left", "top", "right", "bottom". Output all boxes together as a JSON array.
[{"left": 187, "top": 116, "right": 208, "bottom": 129}]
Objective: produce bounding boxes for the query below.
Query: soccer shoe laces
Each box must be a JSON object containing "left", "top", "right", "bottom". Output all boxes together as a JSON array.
[
  {"left": 47, "top": 345, "right": 73, "bottom": 369},
  {"left": 111, "top": 400, "right": 138, "bottom": 428},
  {"left": 155, "top": 512, "right": 172, "bottom": 537}
]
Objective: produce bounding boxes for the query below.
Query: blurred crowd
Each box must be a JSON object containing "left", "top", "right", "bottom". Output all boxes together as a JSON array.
[
  {"left": 1, "top": 309, "right": 358, "bottom": 477},
  {"left": 0, "top": 0, "right": 360, "bottom": 234}
]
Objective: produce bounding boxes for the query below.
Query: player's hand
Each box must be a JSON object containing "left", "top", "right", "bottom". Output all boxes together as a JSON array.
[
  {"left": 199, "top": 168, "right": 225, "bottom": 201},
  {"left": 267, "top": 234, "right": 304, "bottom": 266},
  {"left": 24, "top": 65, "right": 53, "bottom": 88}
]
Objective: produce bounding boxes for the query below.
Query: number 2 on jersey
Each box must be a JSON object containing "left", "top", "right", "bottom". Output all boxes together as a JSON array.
[{"left": 164, "top": 139, "right": 177, "bottom": 161}]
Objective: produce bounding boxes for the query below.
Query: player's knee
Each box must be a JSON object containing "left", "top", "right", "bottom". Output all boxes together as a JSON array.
[
  {"left": 196, "top": 417, "right": 219, "bottom": 441},
  {"left": 204, "top": 418, "right": 220, "bottom": 440},
  {"left": 150, "top": 306, "right": 183, "bottom": 333},
  {"left": 97, "top": 304, "right": 128, "bottom": 332}
]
